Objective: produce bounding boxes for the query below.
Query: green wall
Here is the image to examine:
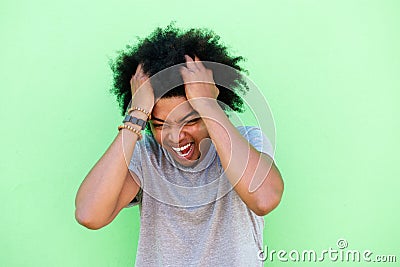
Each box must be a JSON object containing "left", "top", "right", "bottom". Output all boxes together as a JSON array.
[{"left": 1, "top": 0, "right": 399, "bottom": 266}]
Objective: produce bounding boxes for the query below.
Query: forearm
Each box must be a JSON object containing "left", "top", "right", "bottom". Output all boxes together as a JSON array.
[
  {"left": 75, "top": 117, "right": 142, "bottom": 227},
  {"left": 197, "top": 100, "right": 283, "bottom": 215}
]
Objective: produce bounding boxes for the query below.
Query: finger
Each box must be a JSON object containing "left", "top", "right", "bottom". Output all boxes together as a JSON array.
[
  {"left": 194, "top": 55, "right": 206, "bottom": 70},
  {"left": 136, "top": 63, "right": 142, "bottom": 72},
  {"left": 131, "top": 72, "right": 138, "bottom": 87},
  {"left": 179, "top": 66, "right": 189, "bottom": 79},
  {"left": 185, "top": 54, "right": 194, "bottom": 62},
  {"left": 185, "top": 55, "right": 198, "bottom": 71},
  {"left": 134, "top": 64, "right": 144, "bottom": 79},
  {"left": 180, "top": 66, "right": 195, "bottom": 83}
]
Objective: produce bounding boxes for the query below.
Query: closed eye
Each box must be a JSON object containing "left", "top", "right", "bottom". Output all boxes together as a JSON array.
[
  {"left": 151, "top": 123, "right": 163, "bottom": 129},
  {"left": 184, "top": 117, "right": 201, "bottom": 126}
]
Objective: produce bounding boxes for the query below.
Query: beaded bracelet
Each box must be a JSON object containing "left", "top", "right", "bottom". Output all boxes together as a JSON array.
[
  {"left": 127, "top": 106, "right": 151, "bottom": 118},
  {"left": 118, "top": 124, "right": 142, "bottom": 140}
]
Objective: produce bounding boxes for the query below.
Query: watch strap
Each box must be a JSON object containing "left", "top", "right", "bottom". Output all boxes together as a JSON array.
[{"left": 122, "top": 115, "right": 147, "bottom": 130}]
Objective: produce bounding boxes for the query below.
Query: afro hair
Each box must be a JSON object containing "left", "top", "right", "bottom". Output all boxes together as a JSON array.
[{"left": 110, "top": 23, "right": 249, "bottom": 116}]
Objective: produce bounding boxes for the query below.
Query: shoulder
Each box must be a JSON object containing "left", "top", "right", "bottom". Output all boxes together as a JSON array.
[
  {"left": 236, "top": 126, "right": 274, "bottom": 158},
  {"left": 137, "top": 133, "right": 160, "bottom": 151},
  {"left": 131, "top": 133, "right": 163, "bottom": 164},
  {"left": 236, "top": 126, "right": 264, "bottom": 139}
]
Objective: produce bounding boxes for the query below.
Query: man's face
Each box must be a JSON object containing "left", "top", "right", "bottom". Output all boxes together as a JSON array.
[{"left": 150, "top": 96, "right": 210, "bottom": 167}]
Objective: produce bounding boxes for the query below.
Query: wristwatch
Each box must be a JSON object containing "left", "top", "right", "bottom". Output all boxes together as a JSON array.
[{"left": 122, "top": 115, "right": 147, "bottom": 130}]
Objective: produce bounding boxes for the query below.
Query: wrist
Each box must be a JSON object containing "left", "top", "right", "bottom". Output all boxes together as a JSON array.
[
  {"left": 123, "top": 115, "right": 147, "bottom": 130},
  {"left": 127, "top": 110, "right": 149, "bottom": 121},
  {"left": 189, "top": 98, "right": 220, "bottom": 116},
  {"left": 131, "top": 99, "right": 153, "bottom": 114},
  {"left": 127, "top": 103, "right": 152, "bottom": 119}
]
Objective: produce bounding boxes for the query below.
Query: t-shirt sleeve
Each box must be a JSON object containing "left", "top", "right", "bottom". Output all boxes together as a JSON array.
[
  {"left": 238, "top": 126, "right": 274, "bottom": 159},
  {"left": 128, "top": 141, "right": 143, "bottom": 181},
  {"left": 126, "top": 140, "right": 144, "bottom": 207}
]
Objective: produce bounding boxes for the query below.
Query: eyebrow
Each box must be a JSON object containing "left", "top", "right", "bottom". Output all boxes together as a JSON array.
[{"left": 151, "top": 110, "right": 199, "bottom": 124}]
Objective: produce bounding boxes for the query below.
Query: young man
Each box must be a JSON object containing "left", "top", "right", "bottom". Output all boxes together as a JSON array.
[{"left": 75, "top": 25, "right": 284, "bottom": 266}]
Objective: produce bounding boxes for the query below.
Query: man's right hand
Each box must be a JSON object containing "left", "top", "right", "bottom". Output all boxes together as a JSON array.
[{"left": 130, "top": 64, "right": 155, "bottom": 113}]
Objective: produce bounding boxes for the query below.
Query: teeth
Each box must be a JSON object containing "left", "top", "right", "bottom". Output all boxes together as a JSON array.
[
  {"left": 172, "top": 143, "right": 191, "bottom": 152},
  {"left": 171, "top": 143, "right": 193, "bottom": 157}
]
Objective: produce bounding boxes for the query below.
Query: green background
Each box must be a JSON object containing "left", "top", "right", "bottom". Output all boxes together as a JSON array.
[{"left": 1, "top": 0, "right": 399, "bottom": 266}]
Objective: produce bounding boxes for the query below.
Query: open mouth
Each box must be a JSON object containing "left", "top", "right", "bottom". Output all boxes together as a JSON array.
[{"left": 171, "top": 142, "right": 194, "bottom": 159}]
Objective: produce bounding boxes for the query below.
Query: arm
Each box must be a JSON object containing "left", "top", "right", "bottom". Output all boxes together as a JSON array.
[
  {"left": 180, "top": 56, "right": 284, "bottom": 216},
  {"left": 75, "top": 65, "right": 154, "bottom": 229},
  {"left": 75, "top": 129, "right": 142, "bottom": 229},
  {"left": 195, "top": 102, "right": 283, "bottom": 216}
]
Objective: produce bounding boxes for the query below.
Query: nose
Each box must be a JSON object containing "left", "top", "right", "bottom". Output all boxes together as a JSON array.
[{"left": 166, "top": 125, "right": 186, "bottom": 145}]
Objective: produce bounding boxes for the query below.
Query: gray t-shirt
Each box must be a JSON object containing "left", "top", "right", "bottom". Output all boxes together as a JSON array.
[{"left": 128, "top": 126, "right": 273, "bottom": 266}]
